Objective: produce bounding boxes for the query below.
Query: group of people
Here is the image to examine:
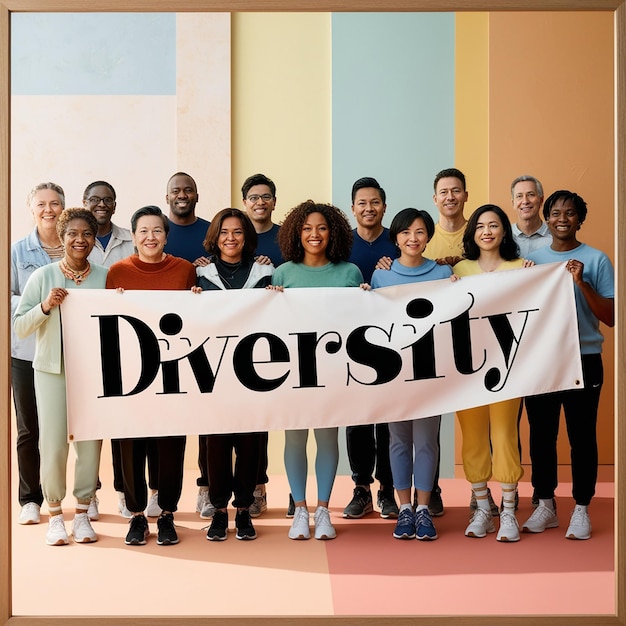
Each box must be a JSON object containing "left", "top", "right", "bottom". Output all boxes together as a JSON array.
[{"left": 11, "top": 168, "right": 614, "bottom": 548}]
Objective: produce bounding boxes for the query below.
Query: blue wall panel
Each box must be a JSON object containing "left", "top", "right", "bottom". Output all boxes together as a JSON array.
[{"left": 11, "top": 13, "right": 176, "bottom": 95}]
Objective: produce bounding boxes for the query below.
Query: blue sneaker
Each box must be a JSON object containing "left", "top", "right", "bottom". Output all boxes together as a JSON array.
[
  {"left": 415, "top": 508, "right": 438, "bottom": 540},
  {"left": 393, "top": 508, "right": 415, "bottom": 539}
]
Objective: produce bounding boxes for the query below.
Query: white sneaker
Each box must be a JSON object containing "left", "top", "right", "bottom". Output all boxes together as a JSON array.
[
  {"left": 46, "top": 514, "right": 69, "bottom": 546},
  {"left": 566, "top": 505, "right": 592, "bottom": 540},
  {"left": 72, "top": 512, "right": 98, "bottom": 543},
  {"left": 117, "top": 492, "right": 132, "bottom": 519},
  {"left": 18, "top": 502, "right": 41, "bottom": 525},
  {"left": 196, "top": 486, "right": 209, "bottom": 513},
  {"left": 497, "top": 510, "right": 520, "bottom": 542},
  {"left": 145, "top": 492, "right": 162, "bottom": 518},
  {"left": 465, "top": 507, "right": 495, "bottom": 538},
  {"left": 522, "top": 502, "right": 559, "bottom": 533},
  {"left": 314, "top": 506, "right": 336, "bottom": 540},
  {"left": 87, "top": 496, "right": 99, "bottom": 521},
  {"left": 288, "top": 506, "right": 311, "bottom": 540}
]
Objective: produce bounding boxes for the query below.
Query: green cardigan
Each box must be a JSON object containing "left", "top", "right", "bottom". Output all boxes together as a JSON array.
[{"left": 13, "top": 262, "right": 108, "bottom": 374}]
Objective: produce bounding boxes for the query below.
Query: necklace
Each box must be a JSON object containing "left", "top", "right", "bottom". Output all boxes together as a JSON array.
[
  {"left": 59, "top": 258, "right": 91, "bottom": 284},
  {"left": 216, "top": 258, "right": 244, "bottom": 289},
  {"left": 216, "top": 259, "right": 242, "bottom": 279}
]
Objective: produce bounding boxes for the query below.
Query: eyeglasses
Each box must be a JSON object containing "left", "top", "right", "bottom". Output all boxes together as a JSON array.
[
  {"left": 246, "top": 194, "right": 274, "bottom": 203},
  {"left": 87, "top": 196, "right": 115, "bottom": 206}
]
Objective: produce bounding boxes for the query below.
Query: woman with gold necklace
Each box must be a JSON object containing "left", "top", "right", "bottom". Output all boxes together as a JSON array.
[{"left": 14, "top": 208, "right": 108, "bottom": 546}]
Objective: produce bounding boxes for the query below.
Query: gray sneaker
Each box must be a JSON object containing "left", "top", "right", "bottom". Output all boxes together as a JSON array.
[
  {"left": 249, "top": 487, "right": 267, "bottom": 518},
  {"left": 469, "top": 487, "right": 499, "bottom": 517},
  {"left": 343, "top": 486, "right": 373, "bottom": 518}
]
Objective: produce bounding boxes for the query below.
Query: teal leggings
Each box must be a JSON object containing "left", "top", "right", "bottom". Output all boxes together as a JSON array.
[{"left": 284, "top": 428, "right": 338, "bottom": 503}]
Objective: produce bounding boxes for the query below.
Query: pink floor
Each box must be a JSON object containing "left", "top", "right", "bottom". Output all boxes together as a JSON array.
[{"left": 10, "top": 444, "right": 615, "bottom": 618}]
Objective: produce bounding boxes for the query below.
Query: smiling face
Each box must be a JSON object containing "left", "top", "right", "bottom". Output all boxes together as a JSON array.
[
  {"left": 352, "top": 187, "right": 386, "bottom": 231},
  {"left": 132, "top": 214, "right": 167, "bottom": 263},
  {"left": 166, "top": 174, "right": 198, "bottom": 220},
  {"left": 396, "top": 217, "right": 429, "bottom": 265},
  {"left": 84, "top": 184, "right": 116, "bottom": 229},
  {"left": 30, "top": 188, "right": 64, "bottom": 235},
  {"left": 217, "top": 216, "right": 246, "bottom": 263},
  {"left": 512, "top": 180, "right": 543, "bottom": 224},
  {"left": 473, "top": 210, "right": 504, "bottom": 253},
  {"left": 300, "top": 211, "right": 330, "bottom": 264},
  {"left": 546, "top": 198, "right": 580, "bottom": 244},
  {"left": 433, "top": 176, "right": 468, "bottom": 220},
  {"left": 63, "top": 218, "right": 96, "bottom": 267},
  {"left": 243, "top": 184, "right": 276, "bottom": 231}
]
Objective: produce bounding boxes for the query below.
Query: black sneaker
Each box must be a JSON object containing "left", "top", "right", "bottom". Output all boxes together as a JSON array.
[
  {"left": 343, "top": 486, "right": 373, "bottom": 518},
  {"left": 428, "top": 487, "right": 445, "bottom": 517},
  {"left": 125, "top": 514, "right": 150, "bottom": 546},
  {"left": 377, "top": 490, "right": 399, "bottom": 519},
  {"left": 286, "top": 493, "right": 295, "bottom": 518},
  {"left": 207, "top": 510, "right": 228, "bottom": 541},
  {"left": 235, "top": 509, "right": 257, "bottom": 540},
  {"left": 156, "top": 512, "right": 179, "bottom": 545}
]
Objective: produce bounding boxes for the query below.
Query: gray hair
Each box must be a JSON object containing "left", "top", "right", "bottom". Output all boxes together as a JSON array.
[
  {"left": 27, "top": 182, "right": 66, "bottom": 209},
  {"left": 510, "top": 175, "right": 544, "bottom": 198}
]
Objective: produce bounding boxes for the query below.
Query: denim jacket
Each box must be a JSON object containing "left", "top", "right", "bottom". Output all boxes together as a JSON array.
[{"left": 11, "top": 229, "right": 56, "bottom": 360}]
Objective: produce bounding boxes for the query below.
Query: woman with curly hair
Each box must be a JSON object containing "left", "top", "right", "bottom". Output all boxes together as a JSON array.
[
  {"left": 270, "top": 200, "right": 363, "bottom": 540},
  {"left": 453, "top": 204, "right": 528, "bottom": 543}
]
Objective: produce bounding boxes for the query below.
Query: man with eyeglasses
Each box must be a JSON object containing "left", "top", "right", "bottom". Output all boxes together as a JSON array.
[
  {"left": 242, "top": 173, "right": 283, "bottom": 267},
  {"left": 239, "top": 173, "right": 283, "bottom": 518},
  {"left": 83, "top": 180, "right": 135, "bottom": 521},
  {"left": 84, "top": 181, "right": 134, "bottom": 267}
]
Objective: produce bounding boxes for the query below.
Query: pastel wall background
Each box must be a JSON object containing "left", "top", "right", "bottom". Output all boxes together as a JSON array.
[{"left": 11, "top": 11, "right": 615, "bottom": 477}]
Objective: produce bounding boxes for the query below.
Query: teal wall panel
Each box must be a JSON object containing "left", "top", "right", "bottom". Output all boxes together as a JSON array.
[{"left": 331, "top": 13, "right": 455, "bottom": 221}]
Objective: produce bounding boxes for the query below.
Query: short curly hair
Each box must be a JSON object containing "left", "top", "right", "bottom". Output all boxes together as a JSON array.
[
  {"left": 56, "top": 208, "right": 98, "bottom": 240},
  {"left": 278, "top": 200, "right": 353, "bottom": 263}
]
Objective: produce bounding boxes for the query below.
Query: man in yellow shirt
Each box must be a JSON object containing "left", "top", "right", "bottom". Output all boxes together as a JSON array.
[{"left": 424, "top": 168, "right": 468, "bottom": 264}]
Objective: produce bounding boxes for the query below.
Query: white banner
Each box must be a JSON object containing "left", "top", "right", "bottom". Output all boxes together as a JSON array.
[{"left": 62, "top": 262, "right": 582, "bottom": 441}]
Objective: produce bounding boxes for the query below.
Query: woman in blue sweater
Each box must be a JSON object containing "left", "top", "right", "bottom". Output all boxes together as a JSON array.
[{"left": 370, "top": 208, "right": 452, "bottom": 540}]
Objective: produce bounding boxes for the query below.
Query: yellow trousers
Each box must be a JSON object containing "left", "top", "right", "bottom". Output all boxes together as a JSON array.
[{"left": 456, "top": 399, "right": 524, "bottom": 485}]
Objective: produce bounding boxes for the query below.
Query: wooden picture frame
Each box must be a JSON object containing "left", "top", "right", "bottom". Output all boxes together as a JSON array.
[{"left": 1, "top": 1, "right": 623, "bottom": 625}]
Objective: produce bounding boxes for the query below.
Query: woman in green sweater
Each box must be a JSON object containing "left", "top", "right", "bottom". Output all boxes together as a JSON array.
[{"left": 270, "top": 200, "right": 362, "bottom": 540}]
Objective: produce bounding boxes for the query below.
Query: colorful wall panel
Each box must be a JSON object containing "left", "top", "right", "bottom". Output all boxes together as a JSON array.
[
  {"left": 10, "top": 11, "right": 615, "bottom": 471},
  {"left": 10, "top": 12, "right": 230, "bottom": 242}
]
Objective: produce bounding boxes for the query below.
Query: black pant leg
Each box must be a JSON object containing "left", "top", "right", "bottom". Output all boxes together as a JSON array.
[{"left": 11, "top": 357, "right": 43, "bottom": 507}]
